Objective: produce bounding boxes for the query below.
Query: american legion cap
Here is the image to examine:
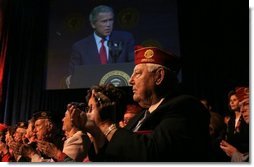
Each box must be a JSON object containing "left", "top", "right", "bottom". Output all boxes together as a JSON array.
[
  {"left": 0, "top": 123, "right": 7, "bottom": 133},
  {"left": 33, "top": 111, "right": 52, "bottom": 121},
  {"left": 235, "top": 87, "right": 249, "bottom": 105},
  {"left": 134, "top": 45, "right": 181, "bottom": 73}
]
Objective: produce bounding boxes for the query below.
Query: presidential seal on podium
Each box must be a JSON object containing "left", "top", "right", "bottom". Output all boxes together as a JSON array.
[{"left": 99, "top": 70, "right": 131, "bottom": 87}]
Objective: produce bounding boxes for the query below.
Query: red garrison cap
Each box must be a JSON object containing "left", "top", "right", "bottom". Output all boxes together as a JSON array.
[
  {"left": 0, "top": 123, "right": 7, "bottom": 132},
  {"left": 235, "top": 87, "right": 249, "bottom": 104},
  {"left": 134, "top": 45, "right": 180, "bottom": 72}
]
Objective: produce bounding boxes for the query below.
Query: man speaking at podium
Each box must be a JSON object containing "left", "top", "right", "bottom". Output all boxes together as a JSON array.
[{"left": 66, "top": 5, "right": 135, "bottom": 88}]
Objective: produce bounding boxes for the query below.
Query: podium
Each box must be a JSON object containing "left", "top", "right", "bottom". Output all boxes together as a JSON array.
[{"left": 70, "top": 63, "right": 134, "bottom": 89}]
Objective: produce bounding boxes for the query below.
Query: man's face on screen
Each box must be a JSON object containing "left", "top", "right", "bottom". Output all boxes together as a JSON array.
[{"left": 92, "top": 12, "right": 114, "bottom": 37}]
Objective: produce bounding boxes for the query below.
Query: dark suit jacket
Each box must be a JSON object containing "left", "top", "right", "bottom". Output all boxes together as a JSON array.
[
  {"left": 226, "top": 115, "right": 249, "bottom": 153},
  {"left": 68, "top": 31, "right": 135, "bottom": 75},
  {"left": 89, "top": 94, "right": 211, "bottom": 162}
]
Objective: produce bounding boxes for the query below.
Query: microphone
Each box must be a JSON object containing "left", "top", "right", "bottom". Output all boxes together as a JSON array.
[{"left": 108, "top": 41, "right": 123, "bottom": 63}]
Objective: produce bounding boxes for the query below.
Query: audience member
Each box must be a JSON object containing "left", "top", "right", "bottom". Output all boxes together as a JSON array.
[
  {"left": 200, "top": 98, "right": 228, "bottom": 161},
  {"left": 61, "top": 104, "right": 91, "bottom": 161},
  {"left": 49, "top": 84, "right": 127, "bottom": 162},
  {"left": 226, "top": 90, "right": 242, "bottom": 136},
  {"left": 0, "top": 123, "right": 7, "bottom": 142},
  {"left": 9, "top": 122, "right": 28, "bottom": 161},
  {"left": 35, "top": 104, "right": 91, "bottom": 162},
  {"left": 200, "top": 98, "right": 225, "bottom": 139},
  {"left": 119, "top": 103, "right": 143, "bottom": 128},
  {"left": 220, "top": 87, "right": 249, "bottom": 161},
  {"left": 0, "top": 141, "right": 15, "bottom": 162},
  {"left": 24, "top": 118, "right": 36, "bottom": 144},
  {"left": 24, "top": 111, "right": 64, "bottom": 162},
  {"left": 33, "top": 111, "right": 63, "bottom": 148},
  {"left": 13, "top": 122, "right": 27, "bottom": 143},
  {"left": 4, "top": 126, "right": 16, "bottom": 147}
]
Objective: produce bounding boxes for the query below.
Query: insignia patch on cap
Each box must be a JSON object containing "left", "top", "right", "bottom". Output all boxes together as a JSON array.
[
  {"left": 41, "top": 112, "right": 47, "bottom": 117},
  {"left": 33, "top": 111, "right": 52, "bottom": 121},
  {"left": 144, "top": 49, "right": 154, "bottom": 59},
  {"left": 141, "top": 49, "right": 155, "bottom": 63}
]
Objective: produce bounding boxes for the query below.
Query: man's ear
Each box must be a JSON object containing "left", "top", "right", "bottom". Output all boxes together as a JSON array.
[
  {"left": 155, "top": 68, "right": 165, "bottom": 85},
  {"left": 91, "top": 22, "right": 96, "bottom": 29}
]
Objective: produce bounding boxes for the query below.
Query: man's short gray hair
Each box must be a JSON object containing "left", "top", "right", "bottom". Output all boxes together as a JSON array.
[
  {"left": 146, "top": 64, "right": 169, "bottom": 72},
  {"left": 89, "top": 5, "right": 114, "bottom": 23}
]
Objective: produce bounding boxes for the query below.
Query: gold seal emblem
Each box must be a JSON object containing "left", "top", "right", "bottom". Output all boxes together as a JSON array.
[
  {"left": 64, "top": 13, "right": 84, "bottom": 33},
  {"left": 100, "top": 70, "right": 130, "bottom": 87},
  {"left": 144, "top": 49, "right": 154, "bottom": 59}
]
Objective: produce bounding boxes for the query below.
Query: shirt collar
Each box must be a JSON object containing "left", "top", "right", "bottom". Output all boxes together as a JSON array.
[{"left": 94, "top": 32, "right": 109, "bottom": 45}]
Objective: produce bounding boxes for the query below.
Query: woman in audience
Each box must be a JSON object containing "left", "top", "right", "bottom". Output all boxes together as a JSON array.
[
  {"left": 220, "top": 87, "right": 249, "bottom": 162},
  {"left": 221, "top": 87, "right": 249, "bottom": 161},
  {"left": 226, "top": 90, "right": 242, "bottom": 137}
]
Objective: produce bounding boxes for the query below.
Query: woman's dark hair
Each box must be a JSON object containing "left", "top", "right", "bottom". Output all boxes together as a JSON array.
[
  {"left": 227, "top": 90, "right": 236, "bottom": 100},
  {"left": 86, "top": 84, "right": 127, "bottom": 122}
]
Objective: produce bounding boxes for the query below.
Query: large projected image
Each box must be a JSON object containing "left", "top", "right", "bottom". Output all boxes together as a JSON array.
[{"left": 46, "top": 0, "right": 180, "bottom": 89}]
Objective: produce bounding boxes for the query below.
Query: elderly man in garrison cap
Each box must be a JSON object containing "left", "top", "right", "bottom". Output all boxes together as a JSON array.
[
  {"left": 30, "top": 111, "right": 63, "bottom": 161},
  {"left": 7, "top": 122, "right": 28, "bottom": 161},
  {"left": 68, "top": 46, "right": 211, "bottom": 162}
]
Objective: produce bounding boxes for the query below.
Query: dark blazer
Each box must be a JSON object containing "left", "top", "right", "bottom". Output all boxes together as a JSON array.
[
  {"left": 68, "top": 31, "right": 135, "bottom": 75},
  {"left": 89, "top": 94, "right": 211, "bottom": 162},
  {"left": 226, "top": 115, "right": 249, "bottom": 153}
]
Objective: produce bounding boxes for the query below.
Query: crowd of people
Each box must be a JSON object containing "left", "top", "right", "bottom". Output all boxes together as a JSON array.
[
  {"left": 0, "top": 5, "right": 250, "bottom": 161},
  {"left": 0, "top": 44, "right": 249, "bottom": 162}
]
